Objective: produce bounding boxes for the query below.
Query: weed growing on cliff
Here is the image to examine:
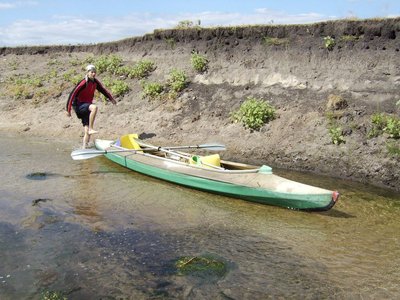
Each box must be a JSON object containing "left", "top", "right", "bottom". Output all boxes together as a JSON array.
[
  {"left": 385, "top": 116, "right": 400, "bottom": 139},
  {"left": 191, "top": 51, "right": 208, "bottom": 73},
  {"left": 340, "top": 35, "right": 361, "bottom": 42},
  {"left": 8, "top": 59, "right": 19, "bottom": 70},
  {"left": 141, "top": 81, "right": 164, "bottom": 99},
  {"left": 262, "top": 36, "right": 289, "bottom": 47},
  {"left": 15, "top": 75, "right": 43, "bottom": 87},
  {"left": 62, "top": 69, "right": 81, "bottom": 84},
  {"left": 129, "top": 60, "right": 155, "bottom": 79},
  {"left": 102, "top": 77, "right": 130, "bottom": 98},
  {"left": 368, "top": 114, "right": 383, "bottom": 138},
  {"left": 5, "top": 74, "right": 41, "bottom": 99},
  {"left": 11, "top": 85, "right": 32, "bottom": 99},
  {"left": 326, "top": 112, "right": 345, "bottom": 145},
  {"left": 92, "top": 54, "right": 123, "bottom": 74},
  {"left": 323, "top": 36, "right": 335, "bottom": 50},
  {"left": 386, "top": 142, "right": 400, "bottom": 157},
  {"left": 231, "top": 97, "right": 276, "bottom": 131},
  {"left": 47, "top": 59, "right": 62, "bottom": 66},
  {"left": 368, "top": 113, "right": 400, "bottom": 139},
  {"left": 328, "top": 126, "right": 345, "bottom": 145},
  {"left": 167, "top": 69, "right": 188, "bottom": 92},
  {"left": 165, "top": 38, "right": 176, "bottom": 49}
]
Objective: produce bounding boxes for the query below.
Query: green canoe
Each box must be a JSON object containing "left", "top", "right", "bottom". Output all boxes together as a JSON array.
[{"left": 92, "top": 134, "right": 339, "bottom": 211}]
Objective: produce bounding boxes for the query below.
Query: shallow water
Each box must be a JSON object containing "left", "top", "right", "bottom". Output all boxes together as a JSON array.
[{"left": 0, "top": 134, "right": 399, "bottom": 299}]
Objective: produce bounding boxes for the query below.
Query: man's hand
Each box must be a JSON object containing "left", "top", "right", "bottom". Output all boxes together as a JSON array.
[
  {"left": 111, "top": 98, "right": 117, "bottom": 105},
  {"left": 66, "top": 111, "right": 71, "bottom": 117}
]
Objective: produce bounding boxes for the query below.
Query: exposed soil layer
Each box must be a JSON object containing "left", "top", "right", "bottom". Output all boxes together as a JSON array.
[{"left": 1, "top": 18, "right": 399, "bottom": 192}]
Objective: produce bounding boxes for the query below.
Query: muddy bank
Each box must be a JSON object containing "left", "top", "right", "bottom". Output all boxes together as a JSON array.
[{"left": 0, "top": 18, "right": 399, "bottom": 192}]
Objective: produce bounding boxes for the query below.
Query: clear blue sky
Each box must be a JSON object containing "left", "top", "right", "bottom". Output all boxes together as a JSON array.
[{"left": 0, "top": 0, "right": 399, "bottom": 47}]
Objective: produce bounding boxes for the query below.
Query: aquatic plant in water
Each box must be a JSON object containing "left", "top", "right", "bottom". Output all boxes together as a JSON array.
[{"left": 175, "top": 255, "right": 227, "bottom": 277}]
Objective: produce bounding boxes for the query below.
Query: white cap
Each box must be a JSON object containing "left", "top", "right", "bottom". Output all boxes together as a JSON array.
[{"left": 86, "top": 64, "right": 96, "bottom": 72}]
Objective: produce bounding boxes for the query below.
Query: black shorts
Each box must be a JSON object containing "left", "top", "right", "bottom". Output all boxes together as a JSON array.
[{"left": 73, "top": 102, "right": 91, "bottom": 126}]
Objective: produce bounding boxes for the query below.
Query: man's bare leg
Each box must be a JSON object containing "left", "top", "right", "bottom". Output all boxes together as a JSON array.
[
  {"left": 88, "top": 104, "right": 98, "bottom": 135},
  {"left": 82, "top": 125, "right": 90, "bottom": 149}
]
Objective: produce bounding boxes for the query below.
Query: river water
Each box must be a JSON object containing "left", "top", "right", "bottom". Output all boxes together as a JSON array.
[{"left": 0, "top": 134, "right": 399, "bottom": 299}]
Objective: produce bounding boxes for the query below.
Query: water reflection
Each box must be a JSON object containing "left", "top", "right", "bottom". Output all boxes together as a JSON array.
[{"left": 0, "top": 134, "right": 399, "bottom": 299}]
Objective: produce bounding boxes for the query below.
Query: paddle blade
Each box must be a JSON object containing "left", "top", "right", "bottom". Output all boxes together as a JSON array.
[
  {"left": 71, "top": 149, "right": 105, "bottom": 160},
  {"left": 198, "top": 144, "right": 226, "bottom": 151}
]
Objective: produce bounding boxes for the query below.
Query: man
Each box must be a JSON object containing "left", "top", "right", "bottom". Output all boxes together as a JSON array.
[{"left": 66, "top": 64, "right": 116, "bottom": 148}]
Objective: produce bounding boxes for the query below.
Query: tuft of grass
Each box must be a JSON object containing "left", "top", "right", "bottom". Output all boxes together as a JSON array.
[
  {"left": 262, "top": 36, "right": 289, "bottom": 46},
  {"left": 340, "top": 35, "right": 361, "bottom": 42},
  {"left": 386, "top": 142, "right": 400, "bottom": 156},
  {"left": 165, "top": 38, "right": 176, "bottom": 49}
]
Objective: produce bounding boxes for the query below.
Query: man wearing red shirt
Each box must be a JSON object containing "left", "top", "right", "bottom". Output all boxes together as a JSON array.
[{"left": 66, "top": 64, "right": 116, "bottom": 148}]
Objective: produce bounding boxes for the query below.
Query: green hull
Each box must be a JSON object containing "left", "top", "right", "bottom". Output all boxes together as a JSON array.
[{"left": 104, "top": 151, "right": 338, "bottom": 211}]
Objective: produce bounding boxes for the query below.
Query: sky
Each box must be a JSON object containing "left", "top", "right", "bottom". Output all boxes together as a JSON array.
[{"left": 0, "top": 0, "right": 399, "bottom": 47}]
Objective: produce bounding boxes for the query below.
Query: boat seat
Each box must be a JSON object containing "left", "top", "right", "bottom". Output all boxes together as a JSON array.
[
  {"left": 119, "top": 134, "right": 142, "bottom": 150},
  {"left": 190, "top": 154, "right": 221, "bottom": 168}
]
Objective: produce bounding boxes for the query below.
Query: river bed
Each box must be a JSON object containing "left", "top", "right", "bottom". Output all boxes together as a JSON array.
[{"left": 0, "top": 134, "right": 399, "bottom": 299}]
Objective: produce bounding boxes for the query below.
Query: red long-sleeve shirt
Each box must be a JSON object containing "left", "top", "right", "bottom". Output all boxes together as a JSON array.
[{"left": 66, "top": 77, "right": 114, "bottom": 114}]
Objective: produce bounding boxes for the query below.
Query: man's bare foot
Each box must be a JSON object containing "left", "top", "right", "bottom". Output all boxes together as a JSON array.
[{"left": 88, "top": 129, "right": 98, "bottom": 135}]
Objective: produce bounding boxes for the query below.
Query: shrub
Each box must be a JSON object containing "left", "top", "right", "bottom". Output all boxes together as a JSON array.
[
  {"left": 191, "top": 52, "right": 208, "bottom": 73},
  {"left": 231, "top": 97, "right": 276, "bottom": 131},
  {"left": 128, "top": 60, "right": 155, "bottom": 79},
  {"left": 141, "top": 81, "right": 164, "bottom": 99},
  {"left": 175, "top": 20, "right": 201, "bottom": 29},
  {"left": 93, "top": 54, "right": 123, "bottom": 74},
  {"left": 167, "top": 69, "right": 188, "bottom": 92},
  {"left": 385, "top": 116, "right": 400, "bottom": 139},
  {"left": 368, "top": 113, "right": 400, "bottom": 139},
  {"left": 102, "top": 78, "right": 129, "bottom": 97},
  {"left": 63, "top": 69, "right": 81, "bottom": 84},
  {"left": 326, "top": 112, "right": 346, "bottom": 145}
]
